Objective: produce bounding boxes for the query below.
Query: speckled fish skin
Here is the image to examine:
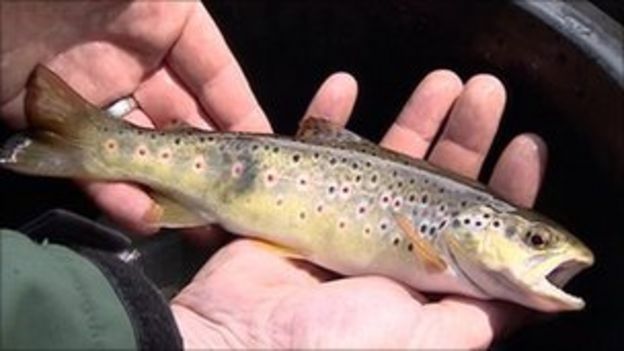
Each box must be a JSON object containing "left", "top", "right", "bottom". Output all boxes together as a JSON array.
[{"left": 0, "top": 65, "right": 594, "bottom": 312}]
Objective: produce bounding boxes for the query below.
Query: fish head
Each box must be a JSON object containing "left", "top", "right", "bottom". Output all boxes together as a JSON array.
[{"left": 443, "top": 204, "right": 594, "bottom": 312}]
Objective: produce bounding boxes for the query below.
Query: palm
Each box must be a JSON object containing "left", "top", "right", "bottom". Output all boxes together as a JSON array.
[{"left": 172, "top": 72, "right": 546, "bottom": 349}]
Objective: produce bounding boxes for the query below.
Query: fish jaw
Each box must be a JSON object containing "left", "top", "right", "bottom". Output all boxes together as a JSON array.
[
  {"left": 517, "top": 248, "right": 594, "bottom": 311},
  {"left": 441, "top": 212, "right": 595, "bottom": 312}
]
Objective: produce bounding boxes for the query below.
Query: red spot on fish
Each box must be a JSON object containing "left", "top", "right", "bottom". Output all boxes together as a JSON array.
[{"left": 232, "top": 162, "right": 244, "bottom": 178}]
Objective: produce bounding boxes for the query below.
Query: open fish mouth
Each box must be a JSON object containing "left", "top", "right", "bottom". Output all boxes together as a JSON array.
[{"left": 533, "top": 255, "right": 594, "bottom": 311}]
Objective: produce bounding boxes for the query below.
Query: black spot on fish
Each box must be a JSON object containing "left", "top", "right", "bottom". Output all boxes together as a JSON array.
[
  {"left": 355, "top": 175, "right": 362, "bottom": 182},
  {"left": 439, "top": 220, "right": 447, "bottom": 228},
  {"left": 174, "top": 138, "right": 181, "bottom": 145},
  {"left": 352, "top": 163, "right": 358, "bottom": 170},
  {"left": 429, "top": 227, "right": 436, "bottom": 235},
  {"left": 420, "top": 224, "right": 427, "bottom": 233},
  {"left": 407, "top": 243, "right": 414, "bottom": 252},
  {"left": 493, "top": 220, "right": 501, "bottom": 228},
  {"left": 330, "top": 158, "right": 337, "bottom": 165},
  {"left": 371, "top": 175, "right": 378, "bottom": 183},
  {"left": 505, "top": 226, "right": 516, "bottom": 237},
  {"left": 393, "top": 238, "right": 400, "bottom": 246},
  {"left": 464, "top": 218, "right": 471, "bottom": 225},
  {"left": 273, "top": 147, "right": 279, "bottom": 153},
  {"left": 452, "top": 219, "right": 461, "bottom": 228},
  {"left": 421, "top": 194, "right": 429, "bottom": 204}
]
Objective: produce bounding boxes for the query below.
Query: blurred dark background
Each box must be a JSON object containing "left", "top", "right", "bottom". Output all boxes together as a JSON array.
[{"left": 0, "top": 1, "right": 622, "bottom": 349}]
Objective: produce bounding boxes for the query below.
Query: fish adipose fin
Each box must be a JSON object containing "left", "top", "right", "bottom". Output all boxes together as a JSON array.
[
  {"left": 394, "top": 214, "right": 447, "bottom": 272},
  {"left": 0, "top": 65, "right": 118, "bottom": 178},
  {"left": 144, "top": 192, "right": 213, "bottom": 228}
]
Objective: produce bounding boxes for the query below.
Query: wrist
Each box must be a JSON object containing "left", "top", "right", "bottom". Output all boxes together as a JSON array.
[{"left": 171, "top": 303, "right": 235, "bottom": 349}]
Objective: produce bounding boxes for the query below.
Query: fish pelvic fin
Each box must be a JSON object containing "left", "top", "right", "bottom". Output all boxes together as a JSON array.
[{"left": 0, "top": 65, "right": 117, "bottom": 178}]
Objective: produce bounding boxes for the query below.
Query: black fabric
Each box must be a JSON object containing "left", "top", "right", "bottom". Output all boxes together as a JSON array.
[
  {"left": 78, "top": 248, "right": 183, "bottom": 351},
  {"left": 19, "top": 209, "right": 131, "bottom": 251}
]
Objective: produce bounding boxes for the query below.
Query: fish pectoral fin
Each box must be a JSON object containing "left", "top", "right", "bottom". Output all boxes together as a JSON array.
[
  {"left": 249, "top": 239, "right": 305, "bottom": 260},
  {"left": 394, "top": 214, "right": 447, "bottom": 272},
  {"left": 143, "top": 192, "right": 211, "bottom": 228}
]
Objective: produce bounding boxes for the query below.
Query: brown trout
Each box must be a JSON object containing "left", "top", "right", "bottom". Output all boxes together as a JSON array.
[{"left": 0, "top": 66, "right": 594, "bottom": 311}]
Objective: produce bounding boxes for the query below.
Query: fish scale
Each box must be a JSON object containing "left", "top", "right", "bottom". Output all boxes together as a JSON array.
[{"left": 0, "top": 65, "right": 594, "bottom": 312}]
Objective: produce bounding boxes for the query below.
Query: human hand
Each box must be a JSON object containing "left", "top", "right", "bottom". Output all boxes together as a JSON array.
[
  {"left": 1, "top": 0, "right": 270, "bottom": 233},
  {"left": 170, "top": 71, "right": 548, "bottom": 349}
]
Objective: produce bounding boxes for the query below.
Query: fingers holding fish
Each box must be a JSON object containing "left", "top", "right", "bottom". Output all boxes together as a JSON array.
[
  {"left": 81, "top": 181, "right": 158, "bottom": 235},
  {"left": 303, "top": 72, "right": 358, "bottom": 127},
  {"left": 428, "top": 74, "right": 506, "bottom": 178},
  {"left": 489, "top": 133, "right": 548, "bottom": 207},
  {"left": 421, "top": 297, "right": 530, "bottom": 349},
  {"left": 133, "top": 66, "right": 214, "bottom": 130},
  {"left": 167, "top": 3, "right": 271, "bottom": 133},
  {"left": 380, "top": 70, "right": 463, "bottom": 159}
]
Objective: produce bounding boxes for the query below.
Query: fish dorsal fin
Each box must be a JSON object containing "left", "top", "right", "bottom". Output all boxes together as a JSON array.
[
  {"left": 161, "top": 119, "right": 195, "bottom": 132},
  {"left": 296, "top": 117, "right": 375, "bottom": 146},
  {"left": 394, "top": 214, "right": 448, "bottom": 272},
  {"left": 143, "top": 192, "right": 213, "bottom": 228}
]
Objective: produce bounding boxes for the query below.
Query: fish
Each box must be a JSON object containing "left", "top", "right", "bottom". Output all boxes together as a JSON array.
[{"left": 0, "top": 65, "right": 594, "bottom": 312}]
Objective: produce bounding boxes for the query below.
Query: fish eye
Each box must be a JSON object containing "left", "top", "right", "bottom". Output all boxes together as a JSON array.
[{"left": 524, "top": 228, "right": 552, "bottom": 250}]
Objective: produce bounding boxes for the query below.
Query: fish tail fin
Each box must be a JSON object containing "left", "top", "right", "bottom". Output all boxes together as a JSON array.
[{"left": 0, "top": 65, "right": 116, "bottom": 178}]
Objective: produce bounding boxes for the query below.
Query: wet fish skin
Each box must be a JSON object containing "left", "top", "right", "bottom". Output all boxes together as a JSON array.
[{"left": 0, "top": 65, "right": 594, "bottom": 312}]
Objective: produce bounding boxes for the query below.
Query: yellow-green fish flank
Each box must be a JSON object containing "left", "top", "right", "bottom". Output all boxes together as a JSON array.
[{"left": 0, "top": 66, "right": 594, "bottom": 312}]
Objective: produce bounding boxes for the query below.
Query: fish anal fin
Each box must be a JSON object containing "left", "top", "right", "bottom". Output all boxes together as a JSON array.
[
  {"left": 143, "top": 192, "right": 211, "bottom": 228},
  {"left": 250, "top": 239, "right": 305, "bottom": 260},
  {"left": 394, "top": 214, "right": 447, "bottom": 272}
]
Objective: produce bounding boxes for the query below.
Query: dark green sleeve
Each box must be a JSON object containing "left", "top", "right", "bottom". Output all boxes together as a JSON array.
[{"left": 0, "top": 229, "right": 181, "bottom": 350}]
